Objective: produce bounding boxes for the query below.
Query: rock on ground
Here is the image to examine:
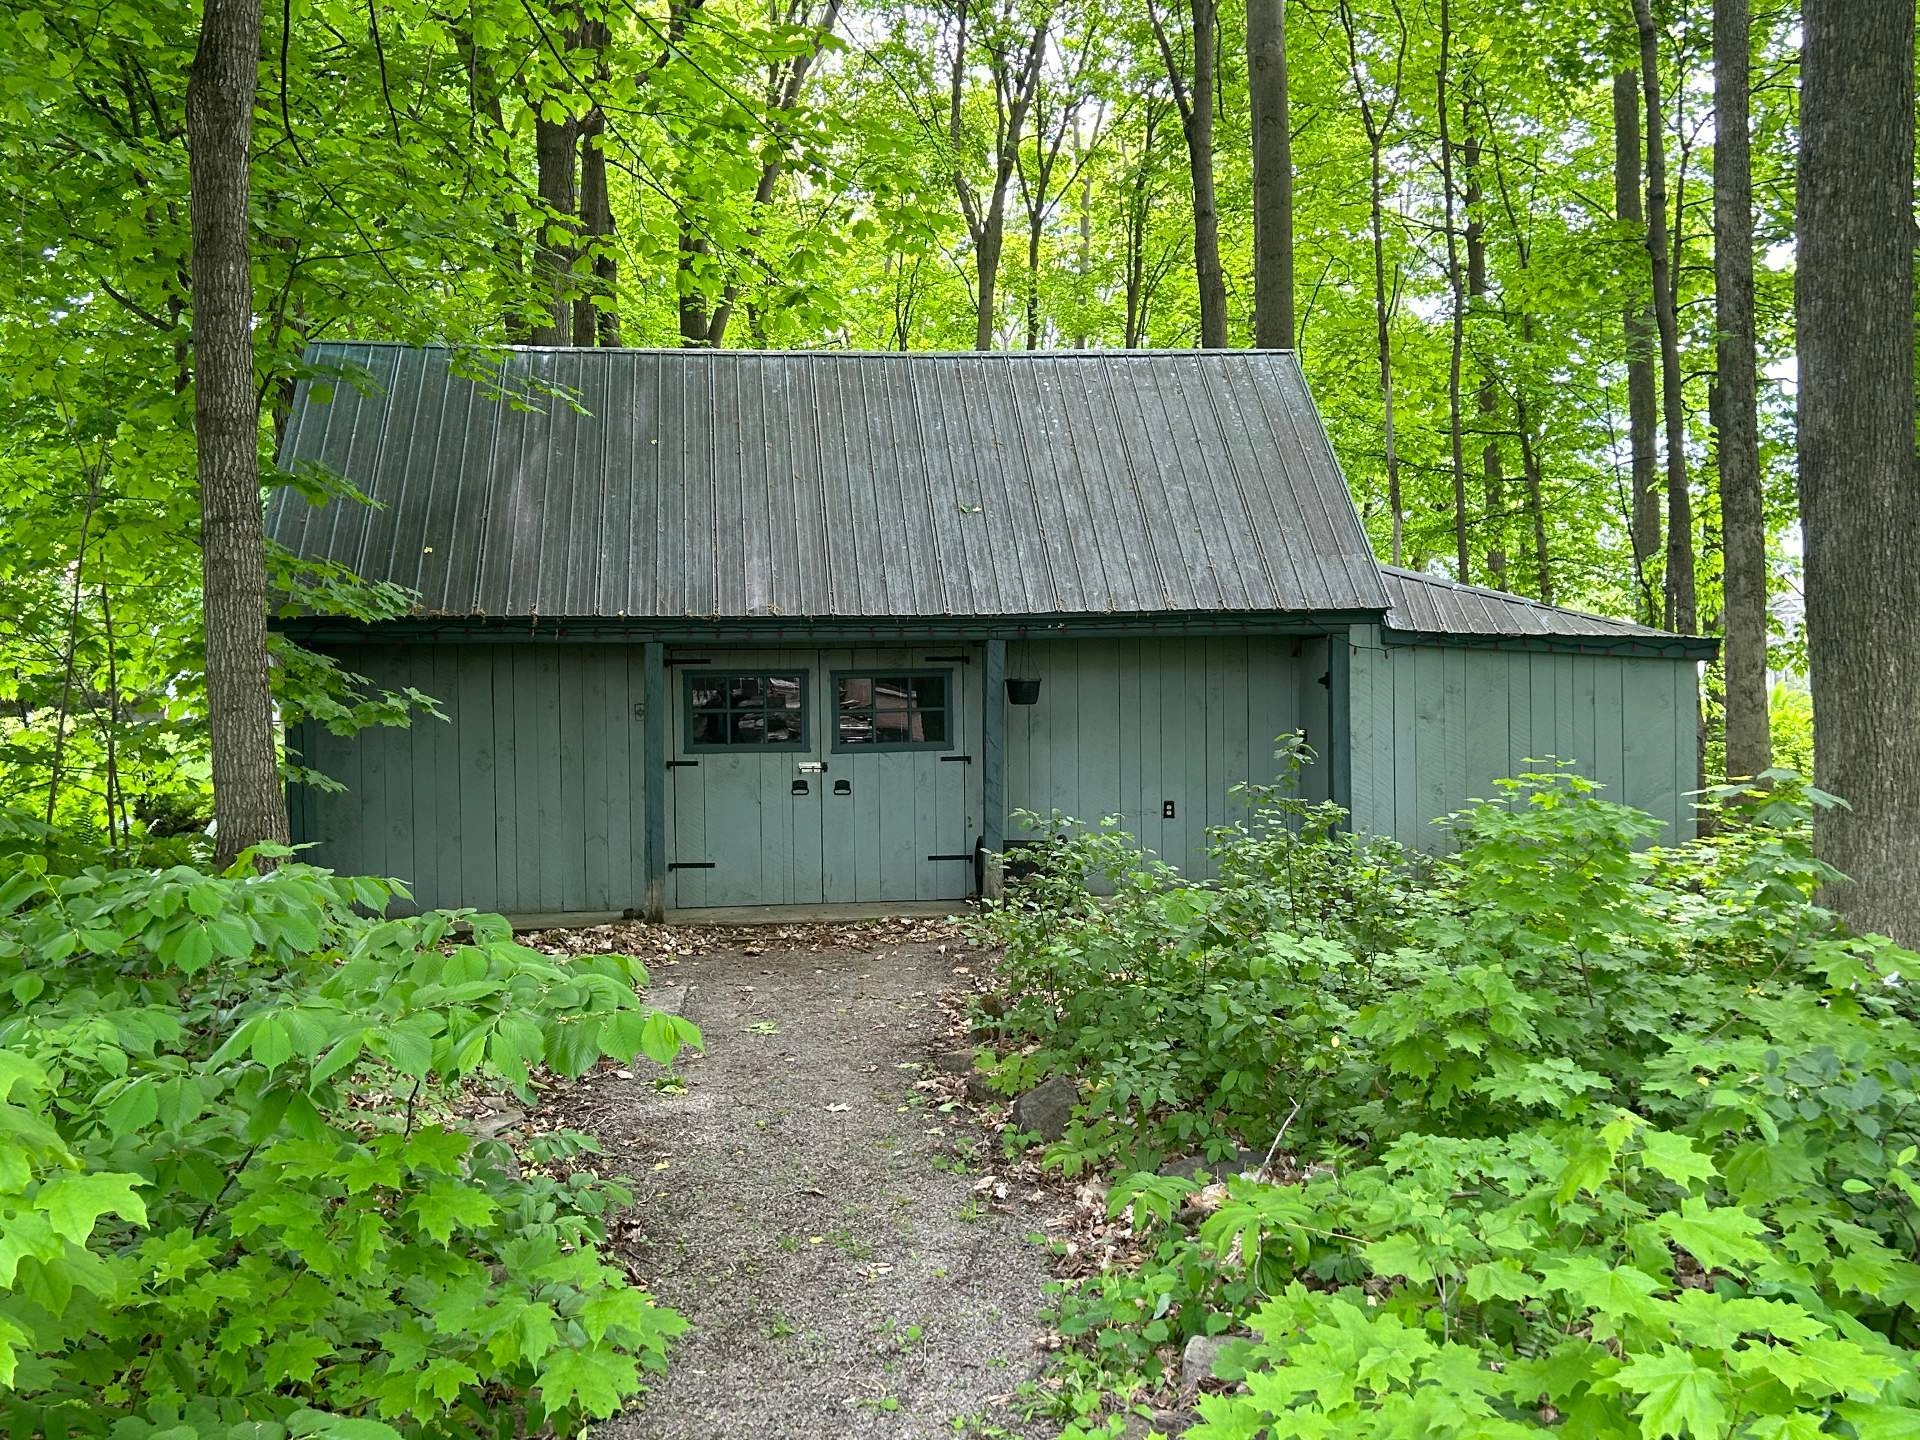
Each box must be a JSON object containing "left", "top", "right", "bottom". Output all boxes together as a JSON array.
[
  {"left": 571, "top": 932, "right": 1054, "bottom": 1440},
  {"left": 1008, "top": 1075, "right": 1078, "bottom": 1143},
  {"left": 1179, "top": 1333, "right": 1234, "bottom": 1393}
]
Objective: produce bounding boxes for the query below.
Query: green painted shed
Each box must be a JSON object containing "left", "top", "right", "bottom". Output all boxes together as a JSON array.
[{"left": 270, "top": 343, "right": 1714, "bottom": 918}]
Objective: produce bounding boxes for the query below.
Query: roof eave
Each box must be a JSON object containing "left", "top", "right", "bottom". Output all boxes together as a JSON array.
[
  {"left": 1379, "top": 625, "right": 1720, "bottom": 660},
  {"left": 273, "top": 607, "right": 1391, "bottom": 645}
]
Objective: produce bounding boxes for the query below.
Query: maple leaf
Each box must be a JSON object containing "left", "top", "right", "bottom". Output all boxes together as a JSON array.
[
  {"left": 1610, "top": 1346, "right": 1730, "bottom": 1439},
  {"left": 1639, "top": 1130, "right": 1717, "bottom": 1190},
  {"left": 1657, "top": 1197, "right": 1772, "bottom": 1274}
]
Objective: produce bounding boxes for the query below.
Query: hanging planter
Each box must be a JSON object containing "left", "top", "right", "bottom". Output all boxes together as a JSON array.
[{"left": 1005, "top": 677, "right": 1042, "bottom": 706}]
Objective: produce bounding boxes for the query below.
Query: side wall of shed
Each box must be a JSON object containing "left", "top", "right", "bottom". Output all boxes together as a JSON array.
[
  {"left": 288, "top": 643, "right": 649, "bottom": 915},
  {"left": 1002, "top": 636, "right": 1328, "bottom": 879},
  {"left": 1344, "top": 625, "right": 1700, "bottom": 849}
]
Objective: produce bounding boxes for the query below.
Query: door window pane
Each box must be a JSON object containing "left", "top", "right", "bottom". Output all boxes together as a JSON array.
[
  {"left": 684, "top": 672, "right": 808, "bottom": 750},
  {"left": 835, "top": 671, "right": 953, "bottom": 750}
]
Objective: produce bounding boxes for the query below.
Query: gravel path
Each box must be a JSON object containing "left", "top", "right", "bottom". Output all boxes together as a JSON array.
[{"left": 575, "top": 928, "right": 1055, "bottom": 1440}]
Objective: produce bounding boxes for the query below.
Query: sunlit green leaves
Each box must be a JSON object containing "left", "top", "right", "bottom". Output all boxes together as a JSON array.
[
  {"left": 1657, "top": 1197, "right": 1772, "bottom": 1274},
  {"left": 35, "top": 1170, "right": 147, "bottom": 1244},
  {"left": 0, "top": 854, "right": 686, "bottom": 1429},
  {"left": 1610, "top": 1346, "right": 1730, "bottom": 1439}
]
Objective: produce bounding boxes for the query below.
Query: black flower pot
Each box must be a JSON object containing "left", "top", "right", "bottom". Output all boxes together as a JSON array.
[{"left": 1005, "top": 677, "right": 1042, "bottom": 705}]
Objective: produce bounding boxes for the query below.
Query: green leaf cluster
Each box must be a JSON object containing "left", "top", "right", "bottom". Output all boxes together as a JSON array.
[
  {"left": 997, "top": 769, "right": 1920, "bottom": 1436},
  {"left": 0, "top": 830, "right": 700, "bottom": 1436}
]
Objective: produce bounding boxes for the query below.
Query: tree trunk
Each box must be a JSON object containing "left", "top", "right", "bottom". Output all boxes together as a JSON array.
[
  {"left": 1370, "top": 150, "right": 1401, "bottom": 565},
  {"left": 705, "top": 0, "right": 842, "bottom": 348},
  {"left": 974, "top": 215, "right": 1007, "bottom": 350},
  {"left": 1437, "top": 0, "right": 1469, "bottom": 583},
  {"left": 1464, "top": 108, "right": 1505, "bottom": 588},
  {"left": 1632, "top": 0, "right": 1694, "bottom": 634},
  {"left": 1338, "top": 0, "right": 1404, "bottom": 563},
  {"left": 1247, "top": 0, "right": 1292, "bottom": 348},
  {"left": 1713, "top": 0, "right": 1767, "bottom": 780},
  {"left": 531, "top": 104, "right": 579, "bottom": 345},
  {"left": 455, "top": 19, "right": 523, "bottom": 340},
  {"left": 1518, "top": 384, "right": 1552, "bottom": 603},
  {"left": 1073, "top": 169, "right": 1092, "bottom": 349},
  {"left": 573, "top": 18, "right": 616, "bottom": 346},
  {"left": 1151, "top": 0, "right": 1227, "bottom": 347},
  {"left": 1798, "top": 0, "right": 1920, "bottom": 943},
  {"left": 578, "top": 116, "right": 618, "bottom": 345},
  {"left": 1026, "top": 204, "right": 1044, "bottom": 349},
  {"left": 1185, "top": 0, "right": 1226, "bottom": 347},
  {"left": 1614, "top": 69, "right": 1661, "bottom": 623},
  {"left": 187, "top": 0, "right": 288, "bottom": 864},
  {"left": 953, "top": 8, "right": 1046, "bottom": 352},
  {"left": 678, "top": 229, "right": 710, "bottom": 346}
]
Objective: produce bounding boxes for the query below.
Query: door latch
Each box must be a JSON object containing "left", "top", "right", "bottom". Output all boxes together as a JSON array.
[{"left": 797, "top": 761, "right": 827, "bottom": 774}]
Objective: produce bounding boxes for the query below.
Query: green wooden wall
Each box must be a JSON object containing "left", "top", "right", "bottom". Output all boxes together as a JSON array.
[
  {"left": 1344, "top": 625, "right": 1700, "bottom": 849},
  {"left": 289, "top": 644, "right": 649, "bottom": 914},
  {"left": 1001, "top": 636, "right": 1329, "bottom": 879}
]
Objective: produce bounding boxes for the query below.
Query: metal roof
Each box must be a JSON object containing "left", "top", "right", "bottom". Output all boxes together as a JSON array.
[
  {"left": 1381, "top": 566, "right": 1715, "bottom": 654},
  {"left": 268, "top": 343, "right": 1390, "bottom": 621}
]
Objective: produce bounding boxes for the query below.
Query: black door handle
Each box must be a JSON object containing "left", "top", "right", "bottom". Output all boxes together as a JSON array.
[
  {"left": 792, "top": 779, "right": 810, "bottom": 795},
  {"left": 833, "top": 779, "right": 851, "bottom": 795}
]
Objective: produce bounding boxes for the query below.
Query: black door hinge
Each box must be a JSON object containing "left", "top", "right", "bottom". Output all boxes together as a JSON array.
[
  {"left": 667, "top": 861, "right": 716, "bottom": 871},
  {"left": 939, "top": 753, "right": 973, "bottom": 764},
  {"left": 667, "top": 759, "right": 699, "bottom": 768}
]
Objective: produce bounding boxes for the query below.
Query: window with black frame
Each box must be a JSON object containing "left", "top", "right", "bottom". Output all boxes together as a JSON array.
[
  {"left": 685, "top": 672, "right": 808, "bottom": 749},
  {"left": 834, "top": 672, "right": 951, "bottom": 750}
]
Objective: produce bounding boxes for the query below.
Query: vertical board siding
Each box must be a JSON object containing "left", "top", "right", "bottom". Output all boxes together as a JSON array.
[
  {"left": 1003, "top": 637, "right": 1316, "bottom": 879},
  {"left": 1344, "top": 630, "right": 1701, "bottom": 851},
  {"left": 300, "top": 643, "right": 648, "bottom": 915}
]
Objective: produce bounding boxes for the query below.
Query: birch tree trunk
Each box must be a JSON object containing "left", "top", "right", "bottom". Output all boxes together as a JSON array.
[
  {"left": 1798, "top": 0, "right": 1920, "bottom": 944},
  {"left": 187, "top": 0, "right": 289, "bottom": 864}
]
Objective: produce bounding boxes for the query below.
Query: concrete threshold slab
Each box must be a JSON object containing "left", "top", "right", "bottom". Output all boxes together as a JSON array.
[{"left": 505, "top": 900, "right": 972, "bottom": 931}]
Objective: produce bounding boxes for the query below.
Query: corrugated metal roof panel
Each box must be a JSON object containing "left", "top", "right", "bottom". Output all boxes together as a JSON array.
[
  {"left": 1380, "top": 566, "right": 1690, "bottom": 642},
  {"left": 268, "top": 343, "right": 1392, "bottom": 620}
]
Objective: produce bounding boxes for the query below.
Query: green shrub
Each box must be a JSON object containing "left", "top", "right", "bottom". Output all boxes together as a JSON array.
[
  {"left": 1012, "top": 768, "right": 1920, "bottom": 1435},
  {"left": 0, "top": 844, "right": 700, "bottom": 1438},
  {"left": 966, "top": 739, "right": 1407, "bottom": 1172},
  {"left": 1182, "top": 1086, "right": 1920, "bottom": 1436}
]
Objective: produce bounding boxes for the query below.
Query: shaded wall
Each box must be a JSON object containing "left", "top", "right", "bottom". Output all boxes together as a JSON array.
[
  {"left": 290, "top": 644, "right": 649, "bottom": 914},
  {"left": 1345, "top": 625, "right": 1700, "bottom": 849},
  {"left": 1001, "top": 636, "right": 1330, "bottom": 878}
]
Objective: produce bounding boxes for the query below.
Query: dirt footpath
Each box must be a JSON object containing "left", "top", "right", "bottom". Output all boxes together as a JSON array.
[{"left": 563, "top": 924, "right": 1055, "bottom": 1440}]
